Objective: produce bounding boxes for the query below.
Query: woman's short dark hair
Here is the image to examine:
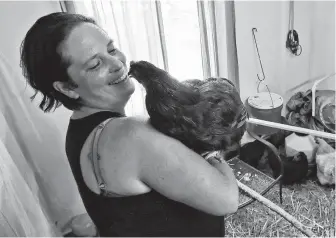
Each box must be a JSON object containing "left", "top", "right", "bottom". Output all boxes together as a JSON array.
[{"left": 20, "top": 12, "right": 97, "bottom": 112}]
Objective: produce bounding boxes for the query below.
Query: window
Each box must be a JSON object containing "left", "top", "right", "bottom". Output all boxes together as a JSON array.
[{"left": 160, "top": 1, "right": 203, "bottom": 79}]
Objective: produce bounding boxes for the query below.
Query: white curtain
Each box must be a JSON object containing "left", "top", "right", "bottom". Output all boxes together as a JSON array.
[
  {"left": 0, "top": 140, "right": 56, "bottom": 236},
  {"left": 0, "top": 52, "right": 86, "bottom": 236}
]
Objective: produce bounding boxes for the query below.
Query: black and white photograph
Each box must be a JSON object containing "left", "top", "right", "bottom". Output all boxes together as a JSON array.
[{"left": 0, "top": 0, "right": 335, "bottom": 237}]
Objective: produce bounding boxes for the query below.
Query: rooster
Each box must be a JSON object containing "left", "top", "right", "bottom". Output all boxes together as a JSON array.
[{"left": 128, "top": 60, "right": 248, "bottom": 158}]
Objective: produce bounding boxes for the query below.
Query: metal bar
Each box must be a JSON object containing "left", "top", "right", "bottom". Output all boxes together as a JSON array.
[
  {"left": 197, "top": 0, "right": 211, "bottom": 78},
  {"left": 247, "top": 118, "right": 336, "bottom": 140},
  {"left": 209, "top": 0, "right": 220, "bottom": 77},
  {"left": 59, "top": 1, "right": 76, "bottom": 13},
  {"left": 225, "top": 0, "right": 240, "bottom": 91},
  {"left": 155, "top": 1, "right": 169, "bottom": 72},
  {"left": 59, "top": 1, "right": 66, "bottom": 12},
  {"left": 311, "top": 73, "right": 336, "bottom": 117}
]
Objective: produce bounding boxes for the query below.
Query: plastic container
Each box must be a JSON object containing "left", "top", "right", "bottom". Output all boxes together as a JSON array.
[
  {"left": 246, "top": 92, "right": 284, "bottom": 135},
  {"left": 285, "top": 133, "right": 318, "bottom": 164}
]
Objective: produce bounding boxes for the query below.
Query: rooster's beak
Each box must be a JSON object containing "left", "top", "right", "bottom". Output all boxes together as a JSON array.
[{"left": 128, "top": 61, "right": 135, "bottom": 76}]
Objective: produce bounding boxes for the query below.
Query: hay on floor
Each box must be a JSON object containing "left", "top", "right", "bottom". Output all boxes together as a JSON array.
[{"left": 225, "top": 154, "right": 335, "bottom": 237}]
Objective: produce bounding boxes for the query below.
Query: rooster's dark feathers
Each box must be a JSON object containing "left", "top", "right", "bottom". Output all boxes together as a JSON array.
[{"left": 129, "top": 60, "right": 248, "bottom": 155}]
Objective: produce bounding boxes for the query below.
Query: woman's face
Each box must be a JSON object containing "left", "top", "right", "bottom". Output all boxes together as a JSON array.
[{"left": 58, "top": 22, "right": 135, "bottom": 111}]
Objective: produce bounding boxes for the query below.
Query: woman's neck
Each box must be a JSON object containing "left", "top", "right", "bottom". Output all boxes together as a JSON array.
[{"left": 71, "top": 106, "right": 126, "bottom": 119}]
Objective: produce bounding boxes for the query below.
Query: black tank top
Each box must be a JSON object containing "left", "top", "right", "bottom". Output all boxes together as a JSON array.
[{"left": 65, "top": 111, "right": 224, "bottom": 237}]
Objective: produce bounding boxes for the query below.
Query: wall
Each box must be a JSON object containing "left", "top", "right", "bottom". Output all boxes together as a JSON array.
[
  {"left": 0, "top": 0, "right": 86, "bottom": 230},
  {"left": 235, "top": 1, "right": 335, "bottom": 106}
]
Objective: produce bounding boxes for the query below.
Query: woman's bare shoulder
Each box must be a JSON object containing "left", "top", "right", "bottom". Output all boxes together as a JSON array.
[
  {"left": 104, "top": 116, "right": 164, "bottom": 141},
  {"left": 88, "top": 116, "right": 155, "bottom": 195},
  {"left": 102, "top": 115, "right": 195, "bottom": 166},
  {"left": 99, "top": 115, "right": 172, "bottom": 167}
]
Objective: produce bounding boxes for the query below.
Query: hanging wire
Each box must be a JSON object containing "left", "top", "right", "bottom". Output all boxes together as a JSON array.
[
  {"left": 289, "top": 0, "right": 294, "bottom": 31},
  {"left": 252, "top": 28, "right": 274, "bottom": 108},
  {"left": 252, "top": 28, "right": 265, "bottom": 81},
  {"left": 286, "top": 1, "right": 302, "bottom": 56}
]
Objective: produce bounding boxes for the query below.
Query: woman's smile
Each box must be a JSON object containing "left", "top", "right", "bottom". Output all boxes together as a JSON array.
[{"left": 109, "top": 70, "right": 129, "bottom": 85}]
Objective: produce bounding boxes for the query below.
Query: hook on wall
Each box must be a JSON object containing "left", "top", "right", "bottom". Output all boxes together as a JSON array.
[
  {"left": 252, "top": 28, "right": 265, "bottom": 81},
  {"left": 252, "top": 28, "right": 274, "bottom": 107}
]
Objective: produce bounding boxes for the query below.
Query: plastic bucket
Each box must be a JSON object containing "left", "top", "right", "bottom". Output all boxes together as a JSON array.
[{"left": 246, "top": 92, "right": 284, "bottom": 135}]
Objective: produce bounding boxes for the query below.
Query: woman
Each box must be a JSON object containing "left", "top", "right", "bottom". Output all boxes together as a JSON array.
[{"left": 20, "top": 12, "right": 239, "bottom": 237}]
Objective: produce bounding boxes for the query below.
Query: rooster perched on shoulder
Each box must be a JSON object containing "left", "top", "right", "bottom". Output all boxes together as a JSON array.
[{"left": 129, "top": 60, "right": 248, "bottom": 158}]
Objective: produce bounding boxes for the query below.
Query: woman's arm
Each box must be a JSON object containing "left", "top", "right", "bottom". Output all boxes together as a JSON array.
[{"left": 126, "top": 118, "right": 239, "bottom": 216}]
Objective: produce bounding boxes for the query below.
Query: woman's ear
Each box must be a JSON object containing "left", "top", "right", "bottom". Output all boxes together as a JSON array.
[{"left": 53, "top": 81, "right": 80, "bottom": 99}]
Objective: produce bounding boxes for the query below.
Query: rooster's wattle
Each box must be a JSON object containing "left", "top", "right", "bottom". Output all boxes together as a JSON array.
[{"left": 129, "top": 60, "right": 248, "bottom": 157}]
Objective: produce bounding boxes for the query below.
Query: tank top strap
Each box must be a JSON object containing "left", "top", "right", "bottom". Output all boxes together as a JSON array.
[{"left": 89, "top": 117, "right": 121, "bottom": 197}]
